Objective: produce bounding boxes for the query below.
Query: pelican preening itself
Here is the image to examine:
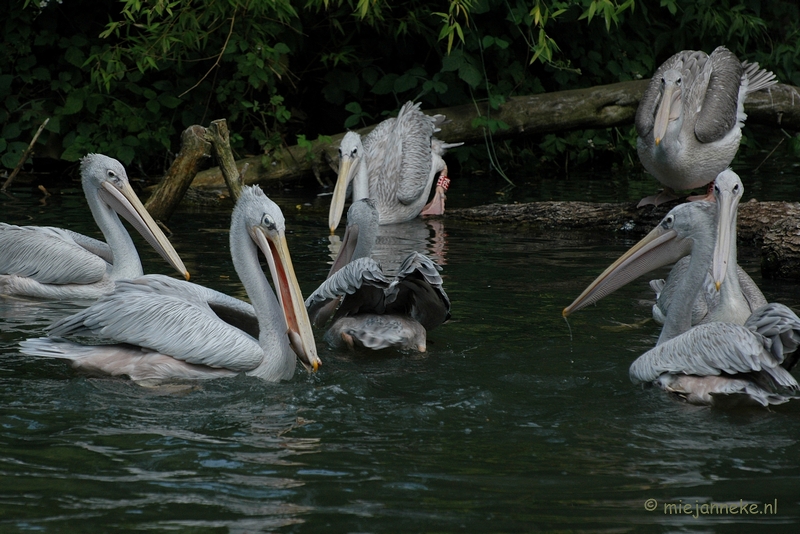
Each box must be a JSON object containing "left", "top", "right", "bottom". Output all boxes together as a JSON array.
[
  {"left": 328, "top": 101, "right": 462, "bottom": 232},
  {"left": 0, "top": 154, "right": 188, "bottom": 300},
  {"left": 20, "top": 186, "right": 320, "bottom": 383},
  {"left": 308, "top": 199, "right": 450, "bottom": 351},
  {"left": 650, "top": 170, "right": 766, "bottom": 326},
  {"left": 565, "top": 195, "right": 800, "bottom": 407},
  {"left": 636, "top": 46, "right": 777, "bottom": 206}
]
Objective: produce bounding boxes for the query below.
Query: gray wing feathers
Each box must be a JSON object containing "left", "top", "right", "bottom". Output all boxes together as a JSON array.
[
  {"left": 694, "top": 47, "right": 742, "bottom": 143},
  {"left": 305, "top": 257, "right": 390, "bottom": 326},
  {"left": 744, "top": 303, "right": 800, "bottom": 367},
  {"left": 630, "top": 322, "right": 798, "bottom": 389},
  {"left": 394, "top": 102, "right": 436, "bottom": 205},
  {"left": 48, "top": 286, "right": 263, "bottom": 371},
  {"left": 62, "top": 230, "right": 113, "bottom": 263},
  {"left": 0, "top": 224, "right": 107, "bottom": 284}
]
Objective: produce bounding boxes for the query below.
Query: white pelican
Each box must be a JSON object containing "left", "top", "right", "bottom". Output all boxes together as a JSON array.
[
  {"left": 309, "top": 199, "right": 450, "bottom": 351},
  {"left": 564, "top": 201, "right": 800, "bottom": 407},
  {"left": 650, "top": 170, "right": 766, "bottom": 325},
  {"left": 328, "top": 101, "right": 462, "bottom": 231},
  {"left": 20, "top": 186, "right": 320, "bottom": 383},
  {"left": 635, "top": 46, "right": 777, "bottom": 206},
  {"left": 0, "top": 154, "right": 188, "bottom": 299}
]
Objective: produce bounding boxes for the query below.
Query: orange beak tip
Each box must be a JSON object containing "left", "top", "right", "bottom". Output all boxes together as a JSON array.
[
  {"left": 654, "top": 138, "right": 661, "bottom": 146},
  {"left": 184, "top": 271, "right": 191, "bottom": 281}
]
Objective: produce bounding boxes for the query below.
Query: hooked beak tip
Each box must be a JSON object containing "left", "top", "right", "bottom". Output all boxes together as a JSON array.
[
  {"left": 184, "top": 271, "right": 191, "bottom": 281},
  {"left": 562, "top": 308, "right": 571, "bottom": 318},
  {"left": 654, "top": 137, "right": 661, "bottom": 146},
  {"left": 715, "top": 281, "right": 721, "bottom": 291}
]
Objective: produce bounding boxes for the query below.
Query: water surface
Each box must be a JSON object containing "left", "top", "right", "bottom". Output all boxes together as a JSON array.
[{"left": 1, "top": 163, "right": 800, "bottom": 532}]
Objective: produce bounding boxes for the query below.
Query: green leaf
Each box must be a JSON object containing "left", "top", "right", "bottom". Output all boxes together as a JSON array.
[
  {"left": 394, "top": 72, "right": 418, "bottom": 93},
  {"left": 65, "top": 46, "right": 85, "bottom": 67},
  {"left": 458, "top": 63, "right": 482, "bottom": 88},
  {"left": 372, "top": 73, "right": 398, "bottom": 95},
  {"left": 1, "top": 122, "right": 21, "bottom": 140},
  {"left": 158, "top": 94, "right": 182, "bottom": 109},
  {"left": 146, "top": 99, "right": 160, "bottom": 113},
  {"left": 441, "top": 53, "right": 465, "bottom": 72}
]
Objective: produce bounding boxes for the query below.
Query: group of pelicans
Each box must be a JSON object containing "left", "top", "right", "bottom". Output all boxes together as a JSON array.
[
  {"left": 2, "top": 102, "right": 452, "bottom": 384},
  {"left": 3, "top": 47, "right": 800, "bottom": 408}
]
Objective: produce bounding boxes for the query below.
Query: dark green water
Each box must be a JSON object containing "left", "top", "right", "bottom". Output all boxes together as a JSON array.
[{"left": 2, "top": 161, "right": 800, "bottom": 533}]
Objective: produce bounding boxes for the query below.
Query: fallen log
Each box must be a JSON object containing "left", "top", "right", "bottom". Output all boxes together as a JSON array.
[
  {"left": 447, "top": 199, "right": 800, "bottom": 279},
  {"left": 190, "top": 81, "right": 800, "bottom": 188}
]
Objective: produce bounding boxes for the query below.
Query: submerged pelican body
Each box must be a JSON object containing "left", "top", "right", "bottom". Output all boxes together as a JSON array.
[
  {"left": 635, "top": 46, "right": 777, "bottom": 206},
  {"left": 0, "top": 154, "right": 188, "bottom": 300},
  {"left": 565, "top": 199, "right": 800, "bottom": 407},
  {"left": 20, "top": 186, "right": 320, "bottom": 383},
  {"left": 309, "top": 199, "right": 450, "bottom": 351},
  {"left": 328, "top": 101, "right": 461, "bottom": 232}
]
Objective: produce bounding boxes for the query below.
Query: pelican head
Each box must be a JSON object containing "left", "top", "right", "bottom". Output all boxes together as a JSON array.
[
  {"left": 563, "top": 201, "right": 716, "bottom": 317},
  {"left": 653, "top": 69, "right": 683, "bottom": 146},
  {"left": 329, "top": 131, "right": 365, "bottom": 233},
  {"left": 711, "top": 169, "right": 743, "bottom": 289},
  {"left": 237, "top": 187, "right": 320, "bottom": 372},
  {"left": 81, "top": 154, "right": 189, "bottom": 280}
]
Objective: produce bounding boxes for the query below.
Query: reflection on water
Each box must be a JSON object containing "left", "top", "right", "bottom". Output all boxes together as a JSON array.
[
  {"left": 325, "top": 216, "right": 448, "bottom": 276},
  {"left": 2, "top": 170, "right": 800, "bottom": 531}
]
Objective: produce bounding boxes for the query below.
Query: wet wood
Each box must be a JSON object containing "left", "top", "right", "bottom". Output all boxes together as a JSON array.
[
  {"left": 447, "top": 199, "right": 800, "bottom": 279},
  {"left": 204, "top": 119, "right": 244, "bottom": 202},
  {"left": 144, "top": 125, "right": 211, "bottom": 221},
  {"left": 190, "top": 81, "right": 800, "bottom": 188}
]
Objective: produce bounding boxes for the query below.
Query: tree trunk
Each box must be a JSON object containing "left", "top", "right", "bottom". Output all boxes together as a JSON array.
[
  {"left": 144, "top": 125, "right": 211, "bottom": 221},
  {"left": 446, "top": 199, "right": 800, "bottom": 279},
  {"left": 190, "top": 81, "right": 800, "bottom": 188}
]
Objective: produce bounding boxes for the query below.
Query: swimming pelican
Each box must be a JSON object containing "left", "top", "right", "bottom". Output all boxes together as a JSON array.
[
  {"left": 635, "top": 46, "right": 777, "bottom": 206},
  {"left": 328, "top": 101, "right": 462, "bottom": 232},
  {"left": 650, "top": 170, "right": 766, "bottom": 325},
  {"left": 0, "top": 154, "right": 188, "bottom": 300},
  {"left": 20, "top": 186, "right": 320, "bottom": 383},
  {"left": 564, "top": 201, "right": 800, "bottom": 407},
  {"left": 309, "top": 199, "right": 450, "bottom": 351}
]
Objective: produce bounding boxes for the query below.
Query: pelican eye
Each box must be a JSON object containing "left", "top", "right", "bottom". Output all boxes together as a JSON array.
[
  {"left": 733, "top": 184, "right": 740, "bottom": 192},
  {"left": 261, "top": 213, "right": 277, "bottom": 230},
  {"left": 107, "top": 170, "right": 117, "bottom": 179},
  {"left": 661, "top": 215, "right": 674, "bottom": 229},
  {"left": 676, "top": 77, "right": 681, "bottom": 86}
]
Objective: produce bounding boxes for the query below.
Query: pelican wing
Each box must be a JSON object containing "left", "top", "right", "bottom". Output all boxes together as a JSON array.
[
  {"left": 745, "top": 303, "right": 800, "bottom": 368},
  {"left": 385, "top": 252, "right": 450, "bottom": 330},
  {"left": 62, "top": 229, "right": 114, "bottom": 263},
  {"left": 118, "top": 275, "right": 260, "bottom": 338},
  {"left": 305, "top": 257, "right": 391, "bottom": 326},
  {"left": 48, "top": 283, "right": 264, "bottom": 372},
  {"left": 0, "top": 224, "right": 107, "bottom": 284},
  {"left": 630, "top": 322, "right": 799, "bottom": 390},
  {"left": 694, "top": 47, "right": 743, "bottom": 144},
  {"left": 394, "top": 103, "right": 436, "bottom": 205}
]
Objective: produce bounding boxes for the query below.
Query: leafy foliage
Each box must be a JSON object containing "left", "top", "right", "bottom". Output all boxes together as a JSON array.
[{"left": 1, "top": 0, "right": 799, "bottom": 174}]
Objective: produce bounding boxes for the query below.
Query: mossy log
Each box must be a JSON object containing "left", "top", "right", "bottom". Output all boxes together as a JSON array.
[
  {"left": 447, "top": 199, "right": 800, "bottom": 279},
  {"left": 190, "top": 81, "right": 800, "bottom": 189}
]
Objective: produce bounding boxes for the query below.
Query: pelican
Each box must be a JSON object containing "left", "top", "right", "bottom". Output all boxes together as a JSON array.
[
  {"left": 0, "top": 154, "right": 188, "bottom": 300},
  {"left": 308, "top": 199, "right": 450, "bottom": 351},
  {"left": 635, "top": 46, "right": 777, "bottom": 206},
  {"left": 20, "top": 186, "right": 320, "bottom": 383},
  {"left": 328, "top": 101, "right": 462, "bottom": 232},
  {"left": 564, "top": 201, "right": 800, "bottom": 407},
  {"left": 650, "top": 170, "right": 766, "bottom": 325}
]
